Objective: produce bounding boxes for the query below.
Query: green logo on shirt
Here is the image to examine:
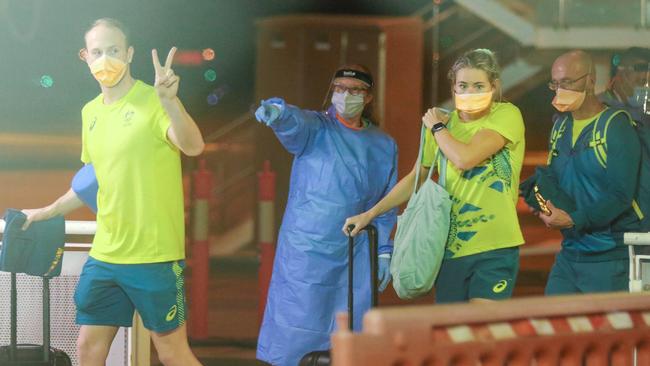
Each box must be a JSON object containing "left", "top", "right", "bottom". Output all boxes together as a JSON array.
[
  {"left": 166, "top": 305, "right": 177, "bottom": 322},
  {"left": 492, "top": 280, "right": 508, "bottom": 293}
]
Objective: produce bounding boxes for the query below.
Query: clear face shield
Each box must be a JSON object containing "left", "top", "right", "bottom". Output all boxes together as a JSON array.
[{"left": 628, "top": 62, "right": 650, "bottom": 115}]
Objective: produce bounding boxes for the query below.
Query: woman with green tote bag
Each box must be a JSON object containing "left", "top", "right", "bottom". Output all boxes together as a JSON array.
[{"left": 344, "top": 49, "right": 526, "bottom": 303}]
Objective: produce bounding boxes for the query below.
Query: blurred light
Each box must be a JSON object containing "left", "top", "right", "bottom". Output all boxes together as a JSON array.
[
  {"left": 202, "top": 48, "right": 215, "bottom": 61},
  {"left": 204, "top": 69, "right": 217, "bottom": 82},
  {"left": 175, "top": 50, "right": 204, "bottom": 66},
  {"left": 207, "top": 93, "right": 220, "bottom": 106},
  {"left": 40, "top": 75, "right": 54, "bottom": 88},
  {"left": 206, "top": 85, "right": 230, "bottom": 106}
]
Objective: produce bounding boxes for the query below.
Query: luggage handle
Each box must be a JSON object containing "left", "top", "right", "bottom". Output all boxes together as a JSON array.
[
  {"left": 345, "top": 224, "right": 379, "bottom": 331},
  {"left": 9, "top": 273, "right": 51, "bottom": 363}
]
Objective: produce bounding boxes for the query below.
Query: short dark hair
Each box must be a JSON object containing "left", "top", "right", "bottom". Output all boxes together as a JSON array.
[{"left": 85, "top": 18, "right": 130, "bottom": 46}]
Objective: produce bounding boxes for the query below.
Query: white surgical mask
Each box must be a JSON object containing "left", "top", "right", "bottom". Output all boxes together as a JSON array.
[{"left": 331, "top": 91, "right": 365, "bottom": 118}]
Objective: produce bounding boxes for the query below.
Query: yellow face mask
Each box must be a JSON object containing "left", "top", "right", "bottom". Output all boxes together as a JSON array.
[
  {"left": 454, "top": 91, "right": 493, "bottom": 113},
  {"left": 89, "top": 55, "right": 127, "bottom": 88}
]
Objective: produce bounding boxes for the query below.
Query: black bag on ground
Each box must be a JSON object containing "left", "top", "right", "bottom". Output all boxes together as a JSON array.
[{"left": 299, "top": 224, "right": 380, "bottom": 366}]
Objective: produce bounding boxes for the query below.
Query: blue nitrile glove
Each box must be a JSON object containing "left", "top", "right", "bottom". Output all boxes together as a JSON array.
[
  {"left": 254, "top": 98, "right": 285, "bottom": 125},
  {"left": 378, "top": 256, "right": 391, "bottom": 292}
]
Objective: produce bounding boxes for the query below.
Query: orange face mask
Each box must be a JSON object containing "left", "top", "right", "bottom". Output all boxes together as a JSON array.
[
  {"left": 89, "top": 55, "right": 127, "bottom": 88},
  {"left": 552, "top": 88, "right": 586, "bottom": 112},
  {"left": 454, "top": 91, "right": 493, "bottom": 113}
]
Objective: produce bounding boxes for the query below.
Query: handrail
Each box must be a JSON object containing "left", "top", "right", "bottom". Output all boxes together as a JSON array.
[
  {"left": 194, "top": 110, "right": 257, "bottom": 236},
  {"left": 411, "top": 3, "right": 434, "bottom": 18},
  {"left": 213, "top": 166, "right": 256, "bottom": 197},
  {"left": 0, "top": 219, "right": 96, "bottom": 236},
  {"left": 0, "top": 219, "right": 96, "bottom": 250},
  {"left": 411, "top": 1, "right": 459, "bottom": 31},
  {"left": 204, "top": 112, "right": 255, "bottom": 143},
  {"left": 443, "top": 24, "right": 493, "bottom": 56},
  {"left": 423, "top": 6, "right": 458, "bottom": 30},
  {"left": 625, "top": 232, "right": 650, "bottom": 246}
]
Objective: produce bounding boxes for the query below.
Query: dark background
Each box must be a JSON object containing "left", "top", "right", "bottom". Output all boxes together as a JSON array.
[{"left": 0, "top": 0, "right": 430, "bottom": 138}]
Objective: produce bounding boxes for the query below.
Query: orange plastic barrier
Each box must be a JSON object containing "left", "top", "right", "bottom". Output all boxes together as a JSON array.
[{"left": 331, "top": 292, "right": 650, "bottom": 365}]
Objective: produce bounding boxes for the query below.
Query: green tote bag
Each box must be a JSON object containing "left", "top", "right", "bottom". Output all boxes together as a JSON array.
[{"left": 390, "top": 125, "right": 452, "bottom": 299}]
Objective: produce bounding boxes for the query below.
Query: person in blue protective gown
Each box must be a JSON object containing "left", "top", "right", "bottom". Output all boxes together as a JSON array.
[{"left": 255, "top": 65, "right": 398, "bottom": 366}]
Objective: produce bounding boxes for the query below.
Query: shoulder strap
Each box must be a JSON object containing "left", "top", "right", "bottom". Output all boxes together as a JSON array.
[
  {"left": 413, "top": 125, "right": 432, "bottom": 193},
  {"left": 589, "top": 108, "right": 633, "bottom": 169},
  {"left": 438, "top": 152, "right": 448, "bottom": 189},
  {"left": 414, "top": 124, "right": 448, "bottom": 193},
  {"left": 433, "top": 118, "right": 452, "bottom": 188},
  {"left": 588, "top": 108, "right": 644, "bottom": 220},
  {"left": 547, "top": 114, "right": 569, "bottom": 165}
]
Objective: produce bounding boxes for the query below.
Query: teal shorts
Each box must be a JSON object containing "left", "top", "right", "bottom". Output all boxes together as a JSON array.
[
  {"left": 545, "top": 248, "right": 628, "bottom": 295},
  {"left": 74, "top": 257, "right": 187, "bottom": 333},
  {"left": 435, "top": 247, "right": 519, "bottom": 303}
]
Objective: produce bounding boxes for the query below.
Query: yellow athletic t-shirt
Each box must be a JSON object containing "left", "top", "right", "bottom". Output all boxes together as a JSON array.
[
  {"left": 81, "top": 80, "right": 185, "bottom": 263},
  {"left": 422, "top": 102, "right": 525, "bottom": 258},
  {"left": 572, "top": 110, "right": 604, "bottom": 147}
]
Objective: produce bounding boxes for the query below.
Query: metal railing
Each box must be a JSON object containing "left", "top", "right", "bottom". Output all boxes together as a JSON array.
[
  {"left": 204, "top": 112, "right": 255, "bottom": 143},
  {"left": 0, "top": 219, "right": 95, "bottom": 249},
  {"left": 625, "top": 232, "right": 650, "bottom": 293},
  {"left": 0, "top": 219, "right": 147, "bottom": 366},
  {"left": 193, "top": 111, "right": 257, "bottom": 235}
]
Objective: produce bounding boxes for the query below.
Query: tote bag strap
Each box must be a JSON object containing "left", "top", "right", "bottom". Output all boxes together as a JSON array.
[
  {"left": 438, "top": 151, "right": 448, "bottom": 189},
  {"left": 414, "top": 125, "right": 434, "bottom": 193},
  {"left": 414, "top": 124, "right": 449, "bottom": 193}
]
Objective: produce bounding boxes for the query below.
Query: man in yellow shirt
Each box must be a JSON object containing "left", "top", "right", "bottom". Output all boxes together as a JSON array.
[{"left": 22, "top": 18, "right": 204, "bottom": 366}]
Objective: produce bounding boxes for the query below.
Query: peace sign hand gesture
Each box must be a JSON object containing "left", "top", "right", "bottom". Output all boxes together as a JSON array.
[{"left": 152, "top": 47, "right": 179, "bottom": 101}]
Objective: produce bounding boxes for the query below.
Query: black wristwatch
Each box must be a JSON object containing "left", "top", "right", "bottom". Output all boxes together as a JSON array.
[{"left": 431, "top": 122, "right": 446, "bottom": 133}]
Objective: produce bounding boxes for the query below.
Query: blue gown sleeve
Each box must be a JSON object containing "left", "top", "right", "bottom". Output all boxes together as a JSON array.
[
  {"left": 268, "top": 100, "right": 323, "bottom": 156},
  {"left": 372, "top": 142, "right": 398, "bottom": 255}
]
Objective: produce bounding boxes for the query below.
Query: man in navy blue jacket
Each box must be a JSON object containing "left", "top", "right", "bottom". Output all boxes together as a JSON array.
[{"left": 539, "top": 50, "right": 642, "bottom": 295}]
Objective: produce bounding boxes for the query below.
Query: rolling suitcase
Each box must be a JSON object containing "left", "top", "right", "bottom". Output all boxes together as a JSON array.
[
  {"left": 0, "top": 273, "right": 72, "bottom": 365},
  {"left": 299, "top": 224, "right": 379, "bottom": 366}
]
